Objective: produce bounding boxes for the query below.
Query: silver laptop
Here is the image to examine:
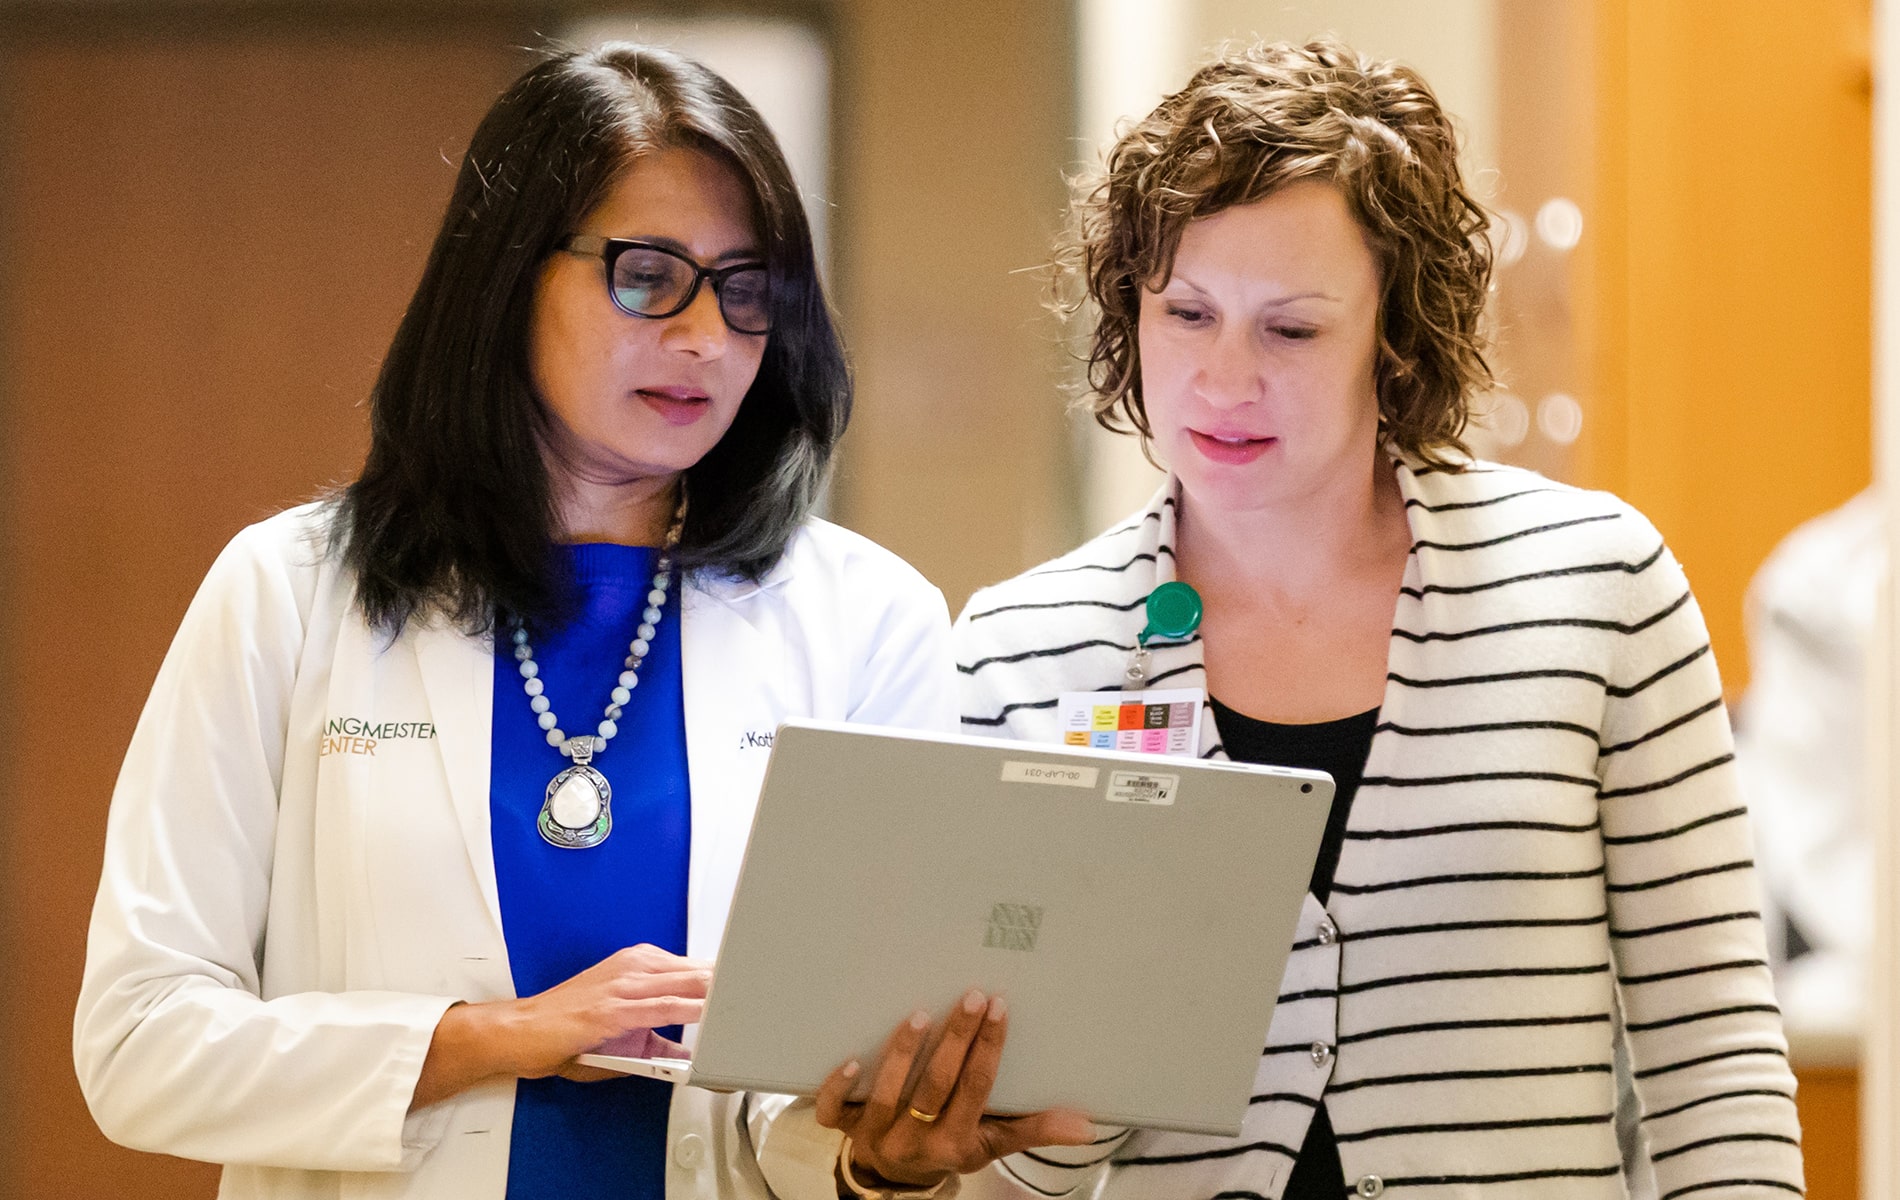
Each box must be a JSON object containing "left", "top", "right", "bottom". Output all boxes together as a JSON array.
[{"left": 578, "top": 718, "right": 1332, "bottom": 1136}]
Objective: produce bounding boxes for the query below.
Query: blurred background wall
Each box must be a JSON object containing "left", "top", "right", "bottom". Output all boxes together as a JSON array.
[{"left": 0, "top": 1, "right": 1877, "bottom": 1196}]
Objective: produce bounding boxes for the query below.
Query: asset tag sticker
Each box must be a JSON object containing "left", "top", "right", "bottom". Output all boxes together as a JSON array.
[
  {"left": 1001, "top": 761, "right": 1101, "bottom": 788},
  {"left": 1106, "top": 770, "right": 1181, "bottom": 806}
]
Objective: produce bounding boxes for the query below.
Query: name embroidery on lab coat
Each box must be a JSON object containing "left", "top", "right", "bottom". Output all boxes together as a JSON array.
[
  {"left": 320, "top": 716, "right": 439, "bottom": 757},
  {"left": 737, "top": 729, "right": 776, "bottom": 751}
]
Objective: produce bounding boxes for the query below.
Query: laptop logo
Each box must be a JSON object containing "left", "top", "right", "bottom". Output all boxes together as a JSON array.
[{"left": 984, "top": 903, "right": 1044, "bottom": 951}]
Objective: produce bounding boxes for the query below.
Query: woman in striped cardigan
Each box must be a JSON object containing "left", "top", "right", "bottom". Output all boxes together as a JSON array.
[{"left": 955, "top": 40, "right": 1803, "bottom": 1200}]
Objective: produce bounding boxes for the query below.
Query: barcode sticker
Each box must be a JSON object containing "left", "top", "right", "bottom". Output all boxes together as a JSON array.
[{"left": 1106, "top": 770, "right": 1180, "bottom": 806}]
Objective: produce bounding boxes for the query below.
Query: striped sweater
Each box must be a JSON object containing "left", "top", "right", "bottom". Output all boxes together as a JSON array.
[{"left": 953, "top": 462, "right": 1804, "bottom": 1200}]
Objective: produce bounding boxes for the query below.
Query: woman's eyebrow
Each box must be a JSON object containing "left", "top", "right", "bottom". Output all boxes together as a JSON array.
[{"left": 1159, "top": 273, "right": 1342, "bottom": 307}]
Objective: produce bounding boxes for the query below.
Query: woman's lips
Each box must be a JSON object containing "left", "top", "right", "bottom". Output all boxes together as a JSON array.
[
  {"left": 1188, "top": 429, "right": 1277, "bottom": 464},
  {"left": 638, "top": 388, "right": 711, "bottom": 426}
]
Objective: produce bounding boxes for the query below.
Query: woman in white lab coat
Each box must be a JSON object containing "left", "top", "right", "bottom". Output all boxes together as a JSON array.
[{"left": 74, "top": 43, "right": 1081, "bottom": 1200}]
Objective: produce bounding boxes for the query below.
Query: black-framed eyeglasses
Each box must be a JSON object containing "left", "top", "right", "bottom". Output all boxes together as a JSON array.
[{"left": 560, "top": 235, "right": 773, "bottom": 335}]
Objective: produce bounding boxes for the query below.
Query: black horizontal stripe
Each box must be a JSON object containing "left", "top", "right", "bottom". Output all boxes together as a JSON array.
[
  {"left": 1370, "top": 1165, "right": 1622, "bottom": 1187},
  {"left": 1337, "top": 1012, "right": 1609, "bottom": 1047},
  {"left": 1632, "top": 1045, "right": 1787, "bottom": 1080},
  {"left": 1619, "top": 958, "right": 1767, "bottom": 987},
  {"left": 1329, "top": 1062, "right": 1611, "bottom": 1094},
  {"left": 1101, "top": 499, "right": 1170, "bottom": 537},
  {"left": 1641, "top": 1087, "right": 1795, "bottom": 1123},
  {"left": 1624, "top": 1003, "right": 1782, "bottom": 1034},
  {"left": 1599, "top": 697, "right": 1725, "bottom": 756},
  {"left": 1389, "top": 665, "right": 1607, "bottom": 690},
  {"left": 1659, "top": 1179, "right": 1804, "bottom": 1200},
  {"left": 1602, "top": 805, "right": 1744, "bottom": 845},
  {"left": 1018, "top": 1146, "right": 1118, "bottom": 1169},
  {"left": 1608, "top": 644, "right": 1711, "bottom": 697},
  {"left": 959, "top": 638, "right": 1134, "bottom": 674},
  {"left": 996, "top": 1158, "right": 1077, "bottom": 1197},
  {"left": 1598, "top": 753, "right": 1733, "bottom": 799},
  {"left": 1611, "top": 910, "right": 1758, "bottom": 939},
  {"left": 1399, "top": 542, "right": 1666, "bottom": 598},
  {"left": 1335, "top": 1111, "right": 1612, "bottom": 1143},
  {"left": 1375, "top": 717, "right": 1599, "bottom": 741},
  {"left": 959, "top": 697, "right": 1059, "bottom": 727},
  {"left": 1144, "top": 662, "right": 1202, "bottom": 688},
  {"left": 1342, "top": 912, "right": 1607, "bottom": 944},
  {"left": 1117, "top": 1139, "right": 1298, "bottom": 1167},
  {"left": 1404, "top": 486, "right": 1559, "bottom": 511},
  {"left": 1208, "top": 1193, "right": 1271, "bottom": 1200},
  {"left": 1333, "top": 865, "right": 1606, "bottom": 896},
  {"left": 1607, "top": 859, "right": 1752, "bottom": 894},
  {"left": 1391, "top": 590, "right": 1689, "bottom": 644},
  {"left": 1274, "top": 986, "right": 1338, "bottom": 1004},
  {"left": 1346, "top": 816, "right": 1599, "bottom": 841},
  {"left": 1361, "top": 769, "right": 1598, "bottom": 789},
  {"left": 1025, "top": 548, "right": 1168, "bottom": 577},
  {"left": 1413, "top": 514, "right": 1621, "bottom": 551},
  {"left": 1341, "top": 962, "right": 1609, "bottom": 995},
  {"left": 1249, "top": 1091, "right": 1321, "bottom": 1108},
  {"left": 963, "top": 595, "right": 1147, "bottom": 622}
]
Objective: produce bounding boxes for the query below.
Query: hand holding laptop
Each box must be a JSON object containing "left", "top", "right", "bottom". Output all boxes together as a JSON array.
[{"left": 814, "top": 987, "right": 1095, "bottom": 1193}]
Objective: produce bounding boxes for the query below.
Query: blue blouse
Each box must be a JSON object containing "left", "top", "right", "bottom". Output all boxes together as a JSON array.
[{"left": 489, "top": 543, "right": 691, "bottom": 1199}]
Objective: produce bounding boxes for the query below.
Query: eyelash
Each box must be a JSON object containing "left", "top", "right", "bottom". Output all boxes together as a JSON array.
[{"left": 1162, "top": 305, "right": 1318, "bottom": 342}]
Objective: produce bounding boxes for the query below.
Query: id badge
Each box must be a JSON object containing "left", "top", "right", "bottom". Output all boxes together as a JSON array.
[{"left": 1056, "top": 687, "right": 1205, "bottom": 757}]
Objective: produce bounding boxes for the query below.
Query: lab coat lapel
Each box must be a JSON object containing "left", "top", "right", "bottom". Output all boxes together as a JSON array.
[
  {"left": 412, "top": 620, "right": 503, "bottom": 939},
  {"left": 678, "top": 573, "right": 777, "bottom": 964}
]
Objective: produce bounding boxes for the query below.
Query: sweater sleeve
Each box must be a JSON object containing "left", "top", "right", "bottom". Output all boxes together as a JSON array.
[
  {"left": 73, "top": 517, "right": 460, "bottom": 1172},
  {"left": 1595, "top": 513, "right": 1806, "bottom": 1197}
]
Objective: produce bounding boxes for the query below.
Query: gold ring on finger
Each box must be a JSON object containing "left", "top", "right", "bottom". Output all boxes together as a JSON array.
[{"left": 908, "top": 1106, "right": 940, "bottom": 1124}]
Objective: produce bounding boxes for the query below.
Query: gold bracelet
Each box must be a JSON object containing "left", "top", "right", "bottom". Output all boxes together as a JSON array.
[{"left": 836, "top": 1135, "right": 950, "bottom": 1200}]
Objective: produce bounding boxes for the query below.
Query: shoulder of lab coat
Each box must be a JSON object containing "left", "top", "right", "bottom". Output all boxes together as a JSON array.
[
  {"left": 701, "top": 516, "right": 958, "bottom": 734},
  {"left": 74, "top": 502, "right": 461, "bottom": 1172}
]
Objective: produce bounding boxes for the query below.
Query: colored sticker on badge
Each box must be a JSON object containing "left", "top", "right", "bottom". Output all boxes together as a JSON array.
[{"left": 1055, "top": 688, "right": 1204, "bottom": 758}]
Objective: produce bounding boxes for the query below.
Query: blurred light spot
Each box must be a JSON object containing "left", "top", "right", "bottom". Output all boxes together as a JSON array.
[
  {"left": 1483, "top": 392, "right": 1530, "bottom": 447},
  {"left": 1537, "top": 392, "right": 1584, "bottom": 444},
  {"left": 1535, "top": 198, "right": 1584, "bottom": 251},
  {"left": 1494, "top": 209, "right": 1529, "bottom": 267}
]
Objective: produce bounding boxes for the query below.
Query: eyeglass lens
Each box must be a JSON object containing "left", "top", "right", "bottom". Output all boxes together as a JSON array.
[{"left": 610, "top": 246, "right": 772, "bottom": 334}]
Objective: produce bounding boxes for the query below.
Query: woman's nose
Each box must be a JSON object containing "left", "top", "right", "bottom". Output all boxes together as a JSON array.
[
  {"left": 661, "top": 284, "right": 730, "bottom": 358},
  {"left": 1195, "top": 330, "right": 1261, "bottom": 408}
]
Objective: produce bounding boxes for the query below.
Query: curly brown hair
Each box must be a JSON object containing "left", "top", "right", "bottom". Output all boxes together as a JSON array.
[{"left": 1060, "top": 38, "right": 1494, "bottom": 464}]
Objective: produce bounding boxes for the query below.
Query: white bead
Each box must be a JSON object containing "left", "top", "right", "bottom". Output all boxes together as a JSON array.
[
  {"left": 518, "top": 660, "right": 538, "bottom": 679},
  {"left": 511, "top": 626, "right": 529, "bottom": 645},
  {"left": 623, "top": 655, "right": 638, "bottom": 669},
  {"left": 637, "top": 623, "right": 656, "bottom": 642},
  {"left": 605, "top": 705, "right": 623, "bottom": 720},
  {"left": 530, "top": 695, "right": 550, "bottom": 714},
  {"left": 524, "top": 677, "right": 544, "bottom": 697},
  {"left": 642, "top": 606, "right": 662, "bottom": 625},
  {"left": 513, "top": 644, "right": 532, "bottom": 662},
  {"left": 631, "top": 640, "right": 650, "bottom": 658},
  {"left": 611, "top": 686, "right": 631, "bottom": 705},
  {"left": 598, "top": 719, "right": 618, "bottom": 740},
  {"left": 545, "top": 728, "right": 565, "bottom": 747},
  {"left": 653, "top": 572, "right": 670, "bottom": 588},
  {"left": 647, "top": 589, "right": 666, "bottom": 607},
  {"left": 618, "top": 670, "right": 638, "bottom": 689},
  {"left": 537, "top": 711, "right": 557, "bottom": 731}
]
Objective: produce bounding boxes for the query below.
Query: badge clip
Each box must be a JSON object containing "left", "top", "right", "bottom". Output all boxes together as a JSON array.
[{"left": 1126, "top": 581, "right": 1203, "bottom": 684}]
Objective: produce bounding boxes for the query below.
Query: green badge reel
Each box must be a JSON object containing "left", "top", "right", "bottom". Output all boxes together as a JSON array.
[{"left": 1126, "top": 581, "right": 1204, "bottom": 683}]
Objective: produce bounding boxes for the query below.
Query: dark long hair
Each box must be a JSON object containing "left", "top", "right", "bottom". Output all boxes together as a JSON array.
[{"left": 334, "top": 43, "right": 849, "bottom": 636}]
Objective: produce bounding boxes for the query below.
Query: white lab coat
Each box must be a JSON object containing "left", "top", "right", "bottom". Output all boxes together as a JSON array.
[{"left": 74, "top": 502, "right": 957, "bottom": 1200}]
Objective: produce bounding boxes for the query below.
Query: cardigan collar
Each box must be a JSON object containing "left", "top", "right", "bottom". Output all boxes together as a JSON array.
[{"left": 1111, "top": 458, "right": 1447, "bottom": 757}]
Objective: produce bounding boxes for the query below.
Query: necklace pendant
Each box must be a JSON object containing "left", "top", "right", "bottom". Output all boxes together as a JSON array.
[{"left": 539, "top": 763, "right": 613, "bottom": 849}]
